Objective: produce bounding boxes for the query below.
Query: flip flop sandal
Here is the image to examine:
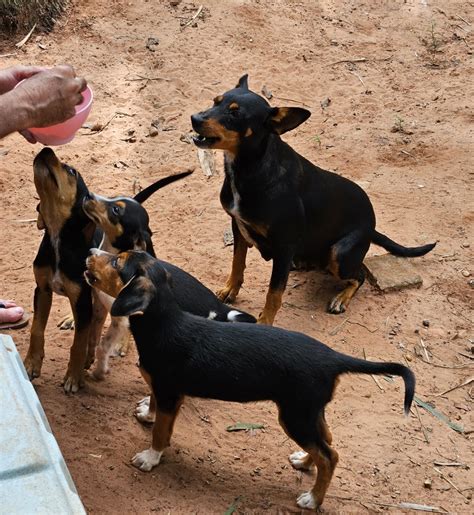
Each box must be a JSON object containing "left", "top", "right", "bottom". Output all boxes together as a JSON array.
[{"left": 0, "top": 310, "right": 31, "bottom": 330}]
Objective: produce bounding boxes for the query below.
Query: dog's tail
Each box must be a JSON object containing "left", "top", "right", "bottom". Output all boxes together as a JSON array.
[
  {"left": 226, "top": 309, "right": 257, "bottom": 324},
  {"left": 338, "top": 356, "right": 415, "bottom": 415},
  {"left": 372, "top": 230, "right": 436, "bottom": 258},
  {"left": 134, "top": 169, "right": 194, "bottom": 204}
]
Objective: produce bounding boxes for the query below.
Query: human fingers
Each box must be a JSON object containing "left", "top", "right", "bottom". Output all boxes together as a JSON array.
[
  {"left": 74, "top": 76, "right": 87, "bottom": 93},
  {"left": 52, "top": 64, "right": 76, "bottom": 78}
]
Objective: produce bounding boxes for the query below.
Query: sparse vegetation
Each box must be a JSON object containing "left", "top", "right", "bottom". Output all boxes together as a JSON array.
[{"left": 0, "top": 0, "right": 67, "bottom": 34}]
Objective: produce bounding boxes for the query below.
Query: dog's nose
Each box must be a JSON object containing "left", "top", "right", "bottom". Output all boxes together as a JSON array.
[{"left": 191, "top": 113, "right": 204, "bottom": 129}]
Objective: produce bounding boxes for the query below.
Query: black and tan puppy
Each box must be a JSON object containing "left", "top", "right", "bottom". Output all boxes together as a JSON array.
[
  {"left": 24, "top": 148, "right": 106, "bottom": 393},
  {"left": 191, "top": 75, "right": 436, "bottom": 325},
  {"left": 85, "top": 248, "right": 415, "bottom": 511},
  {"left": 83, "top": 180, "right": 256, "bottom": 380}
]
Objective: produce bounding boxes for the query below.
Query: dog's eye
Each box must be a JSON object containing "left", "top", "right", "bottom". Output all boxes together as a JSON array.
[
  {"left": 229, "top": 108, "right": 240, "bottom": 118},
  {"left": 112, "top": 205, "right": 121, "bottom": 216},
  {"left": 111, "top": 257, "right": 118, "bottom": 269},
  {"left": 65, "top": 166, "right": 76, "bottom": 176}
]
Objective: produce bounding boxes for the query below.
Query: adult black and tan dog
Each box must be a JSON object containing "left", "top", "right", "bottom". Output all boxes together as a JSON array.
[
  {"left": 85, "top": 248, "right": 415, "bottom": 511},
  {"left": 24, "top": 147, "right": 104, "bottom": 393},
  {"left": 191, "top": 75, "right": 436, "bottom": 325}
]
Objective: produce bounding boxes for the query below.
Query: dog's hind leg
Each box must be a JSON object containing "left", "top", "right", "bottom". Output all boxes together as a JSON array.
[
  {"left": 217, "top": 219, "right": 248, "bottom": 303},
  {"left": 280, "top": 405, "right": 338, "bottom": 510},
  {"left": 24, "top": 267, "right": 53, "bottom": 380},
  {"left": 327, "top": 232, "right": 370, "bottom": 314},
  {"left": 132, "top": 389, "right": 183, "bottom": 472}
]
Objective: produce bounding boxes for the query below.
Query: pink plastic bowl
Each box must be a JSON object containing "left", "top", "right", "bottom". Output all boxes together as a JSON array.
[{"left": 16, "top": 82, "right": 93, "bottom": 145}]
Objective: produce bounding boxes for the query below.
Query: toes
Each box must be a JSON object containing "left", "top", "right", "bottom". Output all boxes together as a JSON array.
[
  {"left": 62, "top": 373, "right": 84, "bottom": 394},
  {"left": 131, "top": 448, "right": 162, "bottom": 472},
  {"left": 24, "top": 356, "right": 42, "bottom": 380},
  {"left": 296, "top": 491, "right": 316, "bottom": 510},
  {"left": 327, "top": 296, "right": 346, "bottom": 314}
]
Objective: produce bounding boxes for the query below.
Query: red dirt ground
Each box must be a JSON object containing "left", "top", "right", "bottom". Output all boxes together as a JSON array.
[{"left": 0, "top": 1, "right": 472, "bottom": 513}]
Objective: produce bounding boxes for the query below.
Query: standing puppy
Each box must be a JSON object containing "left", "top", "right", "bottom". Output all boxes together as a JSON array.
[
  {"left": 191, "top": 75, "right": 436, "bottom": 325},
  {"left": 85, "top": 249, "right": 415, "bottom": 511}
]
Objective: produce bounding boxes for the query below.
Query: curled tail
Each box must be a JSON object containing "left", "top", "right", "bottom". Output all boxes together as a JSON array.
[
  {"left": 372, "top": 230, "right": 436, "bottom": 258},
  {"left": 339, "top": 357, "right": 415, "bottom": 414},
  {"left": 134, "top": 169, "right": 194, "bottom": 204}
]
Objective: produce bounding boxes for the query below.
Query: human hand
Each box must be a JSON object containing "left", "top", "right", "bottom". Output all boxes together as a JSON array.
[
  {"left": 0, "top": 65, "right": 46, "bottom": 95},
  {"left": 13, "top": 65, "right": 87, "bottom": 129}
]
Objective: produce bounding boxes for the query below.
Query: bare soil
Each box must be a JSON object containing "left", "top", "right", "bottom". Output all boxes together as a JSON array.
[{"left": 0, "top": 1, "right": 473, "bottom": 513}]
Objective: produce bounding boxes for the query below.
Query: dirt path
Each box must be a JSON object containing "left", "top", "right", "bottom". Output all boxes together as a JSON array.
[{"left": 0, "top": 1, "right": 472, "bottom": 513}]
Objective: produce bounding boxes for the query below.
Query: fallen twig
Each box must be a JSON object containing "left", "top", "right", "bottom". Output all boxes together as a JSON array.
[
  {"left": 125, "top": 75, "right": 171, "bottom": 82},
  {"left": 458, "top": 352, "right": 474, "bottom": 360},
  {"left": 420, "top": 338, "right": 430, "bottom": 362},
  {"left": 84, "top": 113, "right": 117, "bottom": 135},
  {"left": 365, "top": 500, "right": 446, "bottom": 512},
  {"left": 0, "top": 53, "right": 16, "bottom": 58},
  {"left": 401, "top": 149, "right": 415, "bottom": 158},
  {"left": 329, "top": 317, "right": 348, "bottom": 336},
  {"left": 350, "top": 70, "right": 366, "bottom": 88},
  {"left": 12, "top": 218, "right": 36, "bottom": 223},
  {"left": 330, "top": 57, "right": 367, "bottom": 65},
  {"left": 434, "top": 461, "right": 468, "bottom": 468},
  {"left": 347, "top": 320, "right": 378, "bottom": 333},
  {"left": 456, "top": 14, "right": 471, "bottom": 25},
  {"left": 15, "top": 24, "right": 37, "bottom": 49},
  {"left": 435, "top": 376, "right": 473, "bottom": 397},
  {"left": 413, "top": 403, "right": 430, "bottom": 443},
  {"left": 434, "top": 467, "right": 469, "bottom": 499},
  {"left": 181, "top": 4, "right": 203, "bottom": 30}
]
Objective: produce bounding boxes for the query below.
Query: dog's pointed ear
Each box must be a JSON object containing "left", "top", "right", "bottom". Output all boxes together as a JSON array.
[
  {"left": 111, "top": 276, "right": 153, "bottom": 317},
  {"left": 267, "top": 107, "right": 311, "bottom": 135},
  {"left": 235, "top": 74, "right": 249, "bottom": 89}
]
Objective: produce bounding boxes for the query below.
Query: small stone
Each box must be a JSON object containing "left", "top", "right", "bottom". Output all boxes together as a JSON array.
[
  {"left": 261, "top": 85, "right": 273, "bottom": 100},
  {"left": 364, "top": 254, "right": 423, "bottom": 292},
  {"left": 170, "top": 0, "right": 182, "bottom": 5},
  {"left": 469, "top": 279, "right": 474, "bottom": 289},
  {"left": 461, "top": 270, "right": 471, "bottom": 277},
  {"left": 320, "top": 97, "right": 331, "bottom": 109},
  {"left": 149, "top": 127, "right": 159, "bottom": 137},
  {"left": 405, "top": 354, "right": 412, "bottom": 362},
  {"left": 422, "top": 320, "right": 430, "bottom": 327},
  {"left": 424, "top": 478, "right": 432, "bottom": 489},
  {"left": 461, "top": 241, "right": 470, "bottom": 248}
]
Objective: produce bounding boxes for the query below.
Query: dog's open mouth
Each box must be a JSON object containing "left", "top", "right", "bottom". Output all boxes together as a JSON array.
[
  {"left": 84, "top": 270, "right": 97, "bottom": 286},
  {"left": 192, "top": 133, "right": 220, "bottom": 148}
]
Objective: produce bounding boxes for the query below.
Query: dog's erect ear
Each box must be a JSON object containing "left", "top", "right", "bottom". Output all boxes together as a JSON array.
[
  {"left": 235, "top": 74, "right": 249, "bottom": 89},
  {"left": 111, "top": 276, "right": 154, "bottom": 317},
  {"left": 267, "top": 107, "right": 311, "bottom": 135}
]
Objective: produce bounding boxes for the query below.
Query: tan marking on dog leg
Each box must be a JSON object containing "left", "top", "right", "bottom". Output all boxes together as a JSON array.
[
  {"left": 217, "top": 234, "right": 248, "bottom": 303},
  {"left": 85, "top": 289, "right": 108, "bottom": 369},
  {"left": 305, "top": 445, "right": 339, "bottom": 509},
  {"left": 258, "top": 286, "right": 284, "bottom": 326},
  {"left": 62, "top": 278, "right": 90, "bottom": 393},
  {"left": 328, "top": 279, "right": 360, "bottom": 314},
  {"left": 24, "top": 267, "right": 53, "bottom": 380}
]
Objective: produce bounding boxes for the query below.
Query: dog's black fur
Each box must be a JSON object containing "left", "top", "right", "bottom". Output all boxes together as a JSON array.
[
  {"left": 24, "top": 147, "right": 103, "bottom": 393},
  {"left": 83, "top": 176, "right": 256, "bottom": 325},
  {"left": 85, "top": 248, "right": 415, "bottom": 510},
  {"left": 191, "top": 75, "right": 436, "bottom": 325}
]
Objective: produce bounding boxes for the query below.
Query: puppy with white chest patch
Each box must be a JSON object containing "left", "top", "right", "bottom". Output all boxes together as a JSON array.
[{"left": 85, "top": 248, "right": 415, "bottom": 511}]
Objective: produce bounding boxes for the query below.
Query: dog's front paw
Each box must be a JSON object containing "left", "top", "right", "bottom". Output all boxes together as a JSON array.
[
  {"left": 131, "top": 448, "right": 163, "bottom": 472},
  {"left": 216, "top": 284, "right": 238, "bottom": 304},
  {"left": 62, "top": 371, "right": 84, "bottom": 394},
  {"left": 257, "top": 312, "right": 275, "bottom": 326},
  {"left": 327, "top": 293, "right": 347, "bottom": 314},
  {"left": 297, "top": 491, "right": 317, "bottom": 510},
  {"left": 57, "top": 315, "right": 75, "bottom": 330},
  {"left": 113, "top": 333, "right": 130, "bottom": 357},
  {"left": 135, "top": 396, "right": 155, "bottom": 424},
  {"left": 23, "top": 354, "right": 43, "bottom": 380},
  {"left": 289, "top": 451, "right": 313, "bottom": 471},
  {"left": 89, "top": 364, "right": 109, "bottom": 381}
]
